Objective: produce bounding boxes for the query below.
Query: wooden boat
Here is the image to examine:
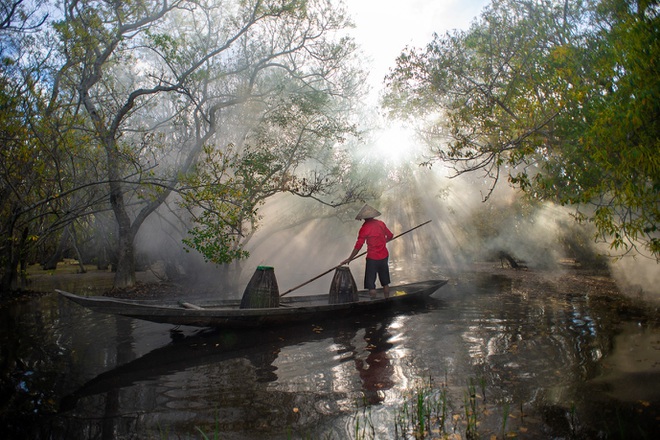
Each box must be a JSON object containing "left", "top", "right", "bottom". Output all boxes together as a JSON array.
[{"left": 56, "top": 279, "right": 447, "bottom": 329}]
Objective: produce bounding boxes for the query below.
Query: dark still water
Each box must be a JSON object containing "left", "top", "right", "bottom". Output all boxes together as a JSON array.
[{"left": 1, "top": 266, "right": 659, "bottom": 439}]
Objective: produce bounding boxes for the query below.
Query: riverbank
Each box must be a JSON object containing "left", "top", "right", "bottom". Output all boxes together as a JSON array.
[
  {"left": 1, "top": 261, "right": 167, "bottom": 303},
  {"left": 11, "top": 258, "right": 635, "bottom": 305},
  {"left": 8, "top": 257, "right": 657, "bottom": 310}
]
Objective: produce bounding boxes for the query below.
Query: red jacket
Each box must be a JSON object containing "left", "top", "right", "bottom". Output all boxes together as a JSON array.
[{"left": 354, "top": 219, "right": 393, "bottom": 260}]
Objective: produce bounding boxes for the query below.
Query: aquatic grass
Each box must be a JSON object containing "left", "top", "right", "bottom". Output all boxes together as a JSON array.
[
  {"left": 288, "top": 429, "right": 333, "bottom": 440},
  {"left": 187, "top": 375, "right": 612, "bottom": 440},
  {"left": 195, "top": 416, "right": 220, "bottom": 440},
  {"left": 195, "top": 428, "right": 218, "bottom": 440},
  {"left": 464, "top": 381, "right": 479, "bottom": 440},
  {"left": 354, "top": 404, "right": 375, "bottom": 440},
  {"left": 568, "top": 402, "right": 578, "bottom": 439},
  {"left": 393, "top": 397, "right": 410, "bottom": 438},
  {"left": 389, "top": 375, "right": 527, "bottom": 439},
  {"left": 433, "top": 387, "right": 450, "bottom": 435},
  {"left": 479, "top": 376, "right": 487, "bottom": 402},
  {"left": 157, "top": 424, "right": 170, "bottom": 439},
  {"left": 501, "top": 402, "right": 510, "bottom": 439},
  {"left": 411, "top": 386, "right": 430, "bottom": 437},
  {"left": 391, "top": 377, "right": 452, "bottom": 439}
]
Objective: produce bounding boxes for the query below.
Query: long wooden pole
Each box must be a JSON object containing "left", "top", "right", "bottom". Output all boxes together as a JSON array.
[{"left": 279, "top": 219, "right": 432, "bottom": 297}]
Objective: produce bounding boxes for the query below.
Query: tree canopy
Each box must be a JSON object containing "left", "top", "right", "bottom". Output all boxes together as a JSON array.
[
  {"left": 383, "top": 0, "right": 659, "bottom": 260},
  {"left": 0, "top": 0, "right": 368, "bottom": 292}
]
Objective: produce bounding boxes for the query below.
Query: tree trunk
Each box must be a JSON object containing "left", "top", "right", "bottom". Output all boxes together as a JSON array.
[
  {"left": 0, "top": 251, "right": 17, "bottom": 293},
  {"left": 42, "top": 227, "right": 69, "bottom": 270},
  {"left": 107, "top": 144, "right": 137, "bottom": 289},
  {"left": 113, "top": 230, "right": 135, "bottom": 289},
  {"left": 0, "top": 226, "right": 28, "bottom": 292},
  {"left": 69, "top": 226, "right": 87, "bottom": 273},
  {"left": 94, "top": 213, "right": 112, "bottom": 270},
  {"left": 109, "top": 194, "right": 137, "bottom": 288}
]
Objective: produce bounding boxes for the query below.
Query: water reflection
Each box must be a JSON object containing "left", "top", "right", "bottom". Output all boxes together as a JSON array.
[
  {"left": 51, "top": 310, "right": 421, "bottom": 439},
  {"left": 355, "top": 323, "right": 395, "bottom": 404},
  {"left": 1, "top": 268, "right": 659, "bottom": 439}
]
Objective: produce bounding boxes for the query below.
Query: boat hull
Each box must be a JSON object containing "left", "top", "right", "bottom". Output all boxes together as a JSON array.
[{"left": 57, "top": 279, "right": 447, "bottom": 329}]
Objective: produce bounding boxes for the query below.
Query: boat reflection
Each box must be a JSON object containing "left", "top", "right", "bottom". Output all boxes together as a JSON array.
[{"left": 60, "top": 300, "right": 440, "bottom": 438}]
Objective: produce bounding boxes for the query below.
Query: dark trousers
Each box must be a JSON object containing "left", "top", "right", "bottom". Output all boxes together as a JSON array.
[{"left": 364, "top": 257, "right": 390, "bottom": 290}]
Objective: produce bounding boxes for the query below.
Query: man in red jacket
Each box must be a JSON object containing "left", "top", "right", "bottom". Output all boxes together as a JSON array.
[{"left": 342, "top": 204, "right": 394, "bottom": 298}]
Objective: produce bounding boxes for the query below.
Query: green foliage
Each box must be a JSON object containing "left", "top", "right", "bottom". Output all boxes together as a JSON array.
[
  {"left": 0, "top": 78, "right": 31, "bottom": 274},
  {"left": 182, "top": 224, "right": 249, "bottom": 265},
  {"left": 0, "top": 24, "right": 100, "bottom": 288},
  {"left": 179, "top": 80, "right": 363, "bottom": 264},
  {"left": 3, "top": 0, "right": 366, "bottom": 286},
  {"left": 179, "top": 145, "right": 250, "bottom": 265},
  {"left": 384, "top": 0, "right": 660, "bottom": 259}
]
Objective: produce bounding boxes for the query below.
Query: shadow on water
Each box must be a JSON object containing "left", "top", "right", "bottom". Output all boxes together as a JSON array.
[
  {"left": 57, "top": 317, "right": 396, "bottom": 412},
  {"left": 0, "top": 287, "right": 443, "bottom": 440},
  {"left": 62, "top": 313, "right": 436, "bottom": 439},
  {"left": 1, "top": 266, "right": 659, "bottom": 439}
]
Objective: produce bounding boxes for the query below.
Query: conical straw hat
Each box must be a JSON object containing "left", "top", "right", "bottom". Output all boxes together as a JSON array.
[{"left": 355, "top": 204, "right": 381, "bottom": 220}]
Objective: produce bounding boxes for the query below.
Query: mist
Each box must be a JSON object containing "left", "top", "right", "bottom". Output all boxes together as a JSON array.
[
  {"left": 239, "top": 151, "right": 659, "bottom": 301},
  {"left": 232, "top": 166, "right": 603, "bottom": 295},
  {"left": 600, "top": 246, "right": 660, "bottom": 301},
  {"left": 132, "top": 150, "right": 659, "bottom": 304}
]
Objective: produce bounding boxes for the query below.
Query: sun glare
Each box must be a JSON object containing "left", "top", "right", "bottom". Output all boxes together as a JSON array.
[{"left": 372, "top": 124, "right": 422, "bottom": 164}]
